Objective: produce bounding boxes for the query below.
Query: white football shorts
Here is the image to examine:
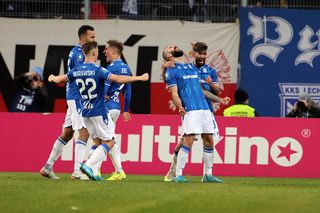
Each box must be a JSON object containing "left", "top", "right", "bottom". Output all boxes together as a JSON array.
[
  {"left": 63, "top": 100, "right": 86, "bottom": 130},
  {"left": 108, "top": 109, "right": 120, "bottom": 124},
  {"left": 182, "top": 110, "right": 214, "bottom": 135},
  {"left": 212, "top": 113, "right": 220, "bottom": 141},
  {"left": 83, "top": 114, "right": 114, "bottom": 141}
]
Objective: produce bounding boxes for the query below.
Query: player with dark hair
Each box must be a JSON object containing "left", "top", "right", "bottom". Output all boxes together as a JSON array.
[
  {"left": 163, "top": 44, "right": 224, "bottom": 183},
  {"left": 164, "top": 42, "right": 228, "bottom": 182},
  {"left": 48, "top": 41, "right": 149, "bottom": 181},
  {"left": 40, "top": 25, "right": 95, "bottom": 180}
]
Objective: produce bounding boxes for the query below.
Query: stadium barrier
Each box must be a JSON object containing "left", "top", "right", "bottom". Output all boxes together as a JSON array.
[{"left": 1, "top": 113, "right": 319, "bottom": 178}]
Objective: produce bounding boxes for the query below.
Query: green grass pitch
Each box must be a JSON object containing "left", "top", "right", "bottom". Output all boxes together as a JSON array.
[{"left": 1, "top": 173, "right": 320, "bottom": 213}]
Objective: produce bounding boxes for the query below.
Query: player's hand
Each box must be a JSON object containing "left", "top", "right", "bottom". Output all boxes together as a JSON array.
[
  {"left": 105, "top": 95, "right": 110, "bottom": 101},
  {"left": 221, "top": 96, "right": 231, "bottom": 105},
  {"left": 168, "top": 100, "right": 177, "bottom": 111},
  {"left": 123, "top": 112, "right": 131, "bottom": 122},
  {"left": 205, "top": 76, "right": 212, "bottom": 84},
  {"left": 48, "top": 74, "right": 55, "bottom": 83},
  {"left": 178, "top": 106, "right": 186, "bottom": 116},
  {"left": 162, "top": 61, "right": 175, "bottom": 68},
  {"left": 140, "top": 73, "right": 149, "bottom": 81}
]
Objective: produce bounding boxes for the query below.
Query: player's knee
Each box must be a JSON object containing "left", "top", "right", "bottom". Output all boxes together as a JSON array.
[
  {"left": 60, "top": 127, "right": 74, "bottom": 141},
  {"left": 82, "top": 130, "right": 90, "bottom": 141}
]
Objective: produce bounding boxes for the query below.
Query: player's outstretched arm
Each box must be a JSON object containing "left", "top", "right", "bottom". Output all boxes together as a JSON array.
[
  {"left": 109, "top": 73, "right": 149, "bottom": 84},
  {"left": 48, "top": 74, "right": 68, "bottom": 84}
]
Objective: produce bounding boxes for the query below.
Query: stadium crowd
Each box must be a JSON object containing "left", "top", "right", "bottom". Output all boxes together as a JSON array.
[{"left": 1, "top": 0, "right": 320, "bottom": 21}]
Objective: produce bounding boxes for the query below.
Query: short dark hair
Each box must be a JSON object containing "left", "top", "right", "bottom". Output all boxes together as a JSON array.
[
  {"left": 82, "top": 41, "right": 98, "bottom": 55},
  {"left": 78, "top": 25, "right": 94, "bottom": 39},
  {"left": 192, "top": 42, "right": 208, "bottom": 53},
  {"left": 235, "top": 88, "right": 249, "bottom": 103},
  {"left": 107, "top": 39, "right": 123, "bottom": 54}
]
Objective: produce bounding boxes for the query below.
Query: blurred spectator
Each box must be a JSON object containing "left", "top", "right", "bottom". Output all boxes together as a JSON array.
[
  {"left": 223, "top": 88, "right": 257, "bottom": 117},
  {"left": 287, "top": 0, "right": 320, "bottom": 9},
  {"left": 90, "top": 1, "right": 108, "bottom": 19},
  {"left": 249, "top": 0, "right": 263, "bottom": 7},
  {"left": 10, "top": 66, "right": 48, "bottom": 112},
  {"left": 122, "top": 0, "right": 138, "bottom": 18},
  {"left": 286, "top": 94, "right": 320, "bottom": 118}
]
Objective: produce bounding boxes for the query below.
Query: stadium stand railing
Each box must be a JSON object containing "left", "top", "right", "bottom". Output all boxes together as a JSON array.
[{"left": 0, "top": 0, "right": 320, "bottom": 22}]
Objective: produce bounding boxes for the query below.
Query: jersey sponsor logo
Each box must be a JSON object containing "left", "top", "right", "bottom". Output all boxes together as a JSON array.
[{"left": 182, "top": 74, "right": 198, "bottom": 79}]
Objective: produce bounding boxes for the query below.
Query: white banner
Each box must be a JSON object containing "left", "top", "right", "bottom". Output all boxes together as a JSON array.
[{"left": 0, "top": 18, "right": 239, "bottom": 83}]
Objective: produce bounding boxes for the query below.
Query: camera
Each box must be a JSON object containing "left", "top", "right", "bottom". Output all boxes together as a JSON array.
[{"left": 296, "top": 101, "right": 308, "bottom": 112}]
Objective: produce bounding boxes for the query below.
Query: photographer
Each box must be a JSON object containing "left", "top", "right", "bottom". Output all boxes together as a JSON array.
[
  {"left": 10, "top": 66, "right": 48, "bottom": 112},
  {"left": 286, "top": 94, "right": 320, "bottom": 118}
]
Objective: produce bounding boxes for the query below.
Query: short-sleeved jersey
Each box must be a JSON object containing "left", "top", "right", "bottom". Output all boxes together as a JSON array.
[
  {"left": 66, "top": 45, "right": 84, "bottom": 100},
  {"left": 191, "top": 63, "right": 219, "bottom": 112},
  {"left": 67, "top": 62, "right": 111, "bottom": 117},
  {"left": 105, "top": 60, "right": 132, "bottom": 111},
  {"left": 165, "top": 62, "right": 209, "bottom": 112}
]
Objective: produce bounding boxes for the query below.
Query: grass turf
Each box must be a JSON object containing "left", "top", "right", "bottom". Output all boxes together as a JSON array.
[{"left": 0, "top": 173, "right": 320, "bottom": 213}]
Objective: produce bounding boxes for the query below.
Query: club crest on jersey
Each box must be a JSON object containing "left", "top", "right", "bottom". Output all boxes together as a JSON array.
[{"left": 77, "top": 54, "right": 83, "bottom": 61}]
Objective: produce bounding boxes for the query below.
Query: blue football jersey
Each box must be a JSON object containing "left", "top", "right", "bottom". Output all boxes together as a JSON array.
[
  {"left": 165, "top": 62, "right": 209, "bottom": 112},
  {"left": 66, "top": 45, "right": 84, "bottom": 100},
  {"left": 191, "top": 63, "right": 219, "bottom": 112},
  {"left": 67, "top": 62, "right": 111, "bottom": 117},
  {"left": 105, "top": 60, "right": 132, "bottom": 112}
]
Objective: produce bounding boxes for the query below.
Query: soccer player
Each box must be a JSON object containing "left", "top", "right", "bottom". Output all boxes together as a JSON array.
[
  {"left": 163, "top": 44, "right": 225, "bottom": 183},
  {"left": 89, "top": 39, "right": 132, "bottom": 180},
  {"left": 48, "top": 41, "right": 149, "bottom": 181},
  {"left": 164, "top": 42, "right": 228, "bottom": 182},
  {"left": 40, "top": 25, "right": 95, "bottom": 179}
]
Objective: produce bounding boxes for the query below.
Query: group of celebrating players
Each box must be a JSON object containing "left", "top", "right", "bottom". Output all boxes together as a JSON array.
[{"left": 40, "top": 24, "right": 230, "bottom": 183}]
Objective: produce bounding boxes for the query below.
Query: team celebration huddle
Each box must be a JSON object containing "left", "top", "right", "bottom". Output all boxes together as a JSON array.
[{"left": 40, "top": 25, "right": 230, "bottom": 183}]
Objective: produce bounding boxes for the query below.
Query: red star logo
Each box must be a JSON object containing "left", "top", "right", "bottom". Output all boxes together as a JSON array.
[{"left": 277, "top": 142, "right": 298, "bottom": 161}]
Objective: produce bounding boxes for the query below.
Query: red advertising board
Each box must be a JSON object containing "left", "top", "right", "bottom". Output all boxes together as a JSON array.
[{"left": 0, "top": 113, "right": 319, "bottom": 178}]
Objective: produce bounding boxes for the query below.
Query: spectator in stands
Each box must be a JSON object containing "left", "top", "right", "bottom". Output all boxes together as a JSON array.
[
  {"left": 223, "top": 88, "right": 257, "bottom": 117},
  {"left": 10, "top": 66, "right": 48, "bottom": 112},
  {"left": 122, "top": 0, "right": 138, "bottom": 18},
  {"left": 249, "top": 0, "right": 263, "bottom": 7},
  {"left": 286, "top": 94, "right": 320, "bottom": 118}
]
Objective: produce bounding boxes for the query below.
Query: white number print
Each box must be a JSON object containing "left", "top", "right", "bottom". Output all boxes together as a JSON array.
[{"left": 75, "top": 78, "right": 97, "bottom": 99}]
